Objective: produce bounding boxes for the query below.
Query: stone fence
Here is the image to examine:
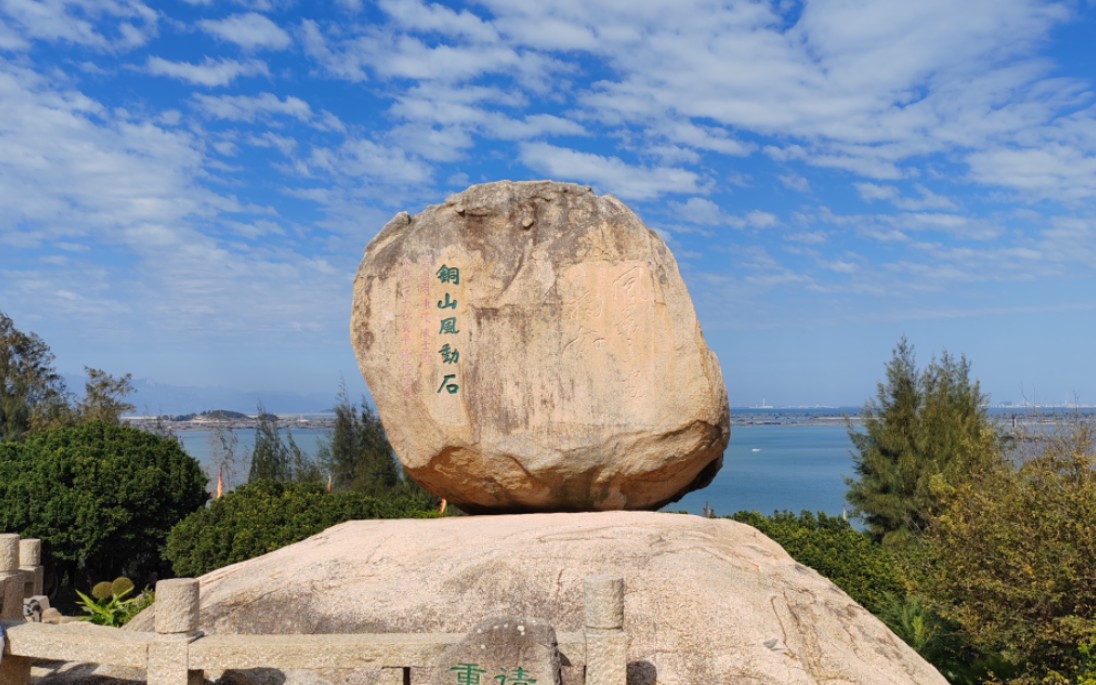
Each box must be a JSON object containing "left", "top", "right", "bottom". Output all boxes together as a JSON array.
[{"left": 0, "top": 534, "right": 626, "bottom": 685}]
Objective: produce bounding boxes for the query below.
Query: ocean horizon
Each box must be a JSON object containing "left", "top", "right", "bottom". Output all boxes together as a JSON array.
[{"left": 175, "top": 404, "right": 1096, "bottom": 517}]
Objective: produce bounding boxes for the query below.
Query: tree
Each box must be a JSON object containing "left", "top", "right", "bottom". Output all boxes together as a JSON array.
[
  {"left": 207, "top": 421, "right": 241, "bottom": 494},
  {"left": 316, "top": 384, "right": 399, "bottom": 496},
  {"left": 919, "top": 421, "right": 1096, "bottom": 684},
  {"left": 247, "top": 405, "right": 292, "bottom": 483},
  {"left": 77, "top": 366, "right": 135, "bottom": 424},
  {"left": 246, "top": 404, "right": 320, "bottom": 484},
  {"left": 165, "top": 480, "right": 437, "bottom": 577},
  {"left": 0, "top": 311, "right": 71, "bottom": 441},
  {"left": 0, "top": 421, "right": 208, "bottom": 586},
  {"left": 845, "top": 338, "right": 999, "bottom": 547}
]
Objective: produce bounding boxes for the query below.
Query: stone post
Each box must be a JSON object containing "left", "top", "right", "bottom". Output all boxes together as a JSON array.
[
  {"left": 0, "top": 533, "right": 32, "bottom": 685},
  {"left": 148, "top": 579, "right": 203, "bottom": 685},
  {"left": 0, "top": 534, "right": 23, "bottom": 621},
  {"left": 583, "top": 575, "right": 626, "bottom": 685},
  {"left": 18, "top": 540, "right": 42, "bottom": 598}
]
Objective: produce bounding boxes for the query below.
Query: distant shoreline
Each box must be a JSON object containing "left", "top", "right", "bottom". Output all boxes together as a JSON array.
[
  {"left": 122, "top": 405, "right": 1095, "bottom": 433},
  {"left": 123, "top": 415, "right": 337, "bottom": 433}
]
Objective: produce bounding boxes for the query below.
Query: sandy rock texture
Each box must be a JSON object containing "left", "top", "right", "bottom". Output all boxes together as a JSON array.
[
  {"left": 351, "top": 181, "right": 729, "bottom": 513},
  {"left": 128, "top": 512, "right": 945, "bottom": 685}
]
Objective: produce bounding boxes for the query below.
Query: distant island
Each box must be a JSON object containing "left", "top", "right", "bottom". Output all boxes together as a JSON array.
[{"left": 124, "top": 409, "right": 336, "bottom": 432}]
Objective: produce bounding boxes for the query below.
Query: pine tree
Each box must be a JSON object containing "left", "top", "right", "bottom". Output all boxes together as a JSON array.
[{"left": 845, "top": 338, "right": 999, "bottom": 547}]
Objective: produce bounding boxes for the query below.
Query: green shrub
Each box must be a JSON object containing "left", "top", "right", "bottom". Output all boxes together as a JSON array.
[
  {"left": 165, "top": 479, "right": 437, "bottom": 577},
  {"left": 920, "top": 422, "right": 1096, "bottom": 684},
  {"left": 0, "top": 421, "right": 208, "bottom": 584}
]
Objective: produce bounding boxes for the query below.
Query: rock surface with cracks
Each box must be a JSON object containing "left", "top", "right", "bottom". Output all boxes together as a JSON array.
[
  {"left": 122, "top": 512, "right": 948, "bottom": 685},
  {"left": 350, "top": 180, "right": 729, "bottom": 513}
]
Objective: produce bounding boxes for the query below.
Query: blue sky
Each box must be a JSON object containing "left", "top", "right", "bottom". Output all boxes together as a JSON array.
[{"left": 1, "top": 0, "right": 1095, "bottom": 412}]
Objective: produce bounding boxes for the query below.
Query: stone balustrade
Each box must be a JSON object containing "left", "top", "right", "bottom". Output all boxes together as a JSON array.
[{"left": 0, "top": 534, "right": 626, "bottom": 685}]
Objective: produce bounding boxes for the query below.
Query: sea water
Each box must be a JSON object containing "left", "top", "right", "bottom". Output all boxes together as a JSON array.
[
  {"left": 666, "top": 424, "right": 855, "bottom": 517},
  {"left": 177, "top": 429, "right": 329, "bottom": 488},
  {"left": 177, "top": 422, "right": 858, "bottom": 517}
]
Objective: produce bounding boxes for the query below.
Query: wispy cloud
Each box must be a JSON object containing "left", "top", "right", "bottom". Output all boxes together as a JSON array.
[
  {"left": 520, "top": 142, "right": 706, "bottom": 200},
  {"left": 0, "top": 0, "right": 157, "bottom": 51},
  {"left": 2, "top": 0, "right": 1095, "bottom": 406},
  {"left": 193, "top": 92, "right": 312, "bottom": 122},
  {"left": 146, "top": 56, "right": 269, "bottom": 87},
  {"left": 199, "top": 12, "right": 292, "bottom": 51}
]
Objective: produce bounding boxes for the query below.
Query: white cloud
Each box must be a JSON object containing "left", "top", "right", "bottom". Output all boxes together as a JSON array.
[
  {"left": 0, "top": 0, "right": 158, "bottom": 50},
  {"left": 199, "top": 12, "right": 292, "bottom": 51},
  {"left": 779, "top": 173, "right": 810, "bottom": 193},
  {"left": 672, "top": 197, "right": 724, "bottom": 225},
  {"left": 856, "top": 182, "right": 958, "bottom": 210},
  {"left": 193, "top": 92, "right": 312, "bottom": 122},
  {"left": 298, "top": 18, "right": 368, "bottom": 82},
  {"left": 967, "top": 144, "right": 1096, "bottom": 203},
  {"left": 737, "top": 210, "right": 779, "bottom": 229},
  {"left": 519, "top": 142, "right": 706, "bottom": 201},
  {"left": 303, "top": 137, "right": 434, "bottom": 187},
  {"left": 146, "top": 56, "right": 268, "bottom": 86},
  {"left": 488, "top": 113, "right": 585, "bottom": 140},
  {"left": 855, "top": 182, "right": 899, "bottom": 203},
  {"left": 246, "top": 131, "right": 297, "bottom": 155},
  {"left": 0, "top": 63, "right": 217, "bottom": 245},
  {"left": 378, "top": 0, "right": 498, "bottom": 43}
]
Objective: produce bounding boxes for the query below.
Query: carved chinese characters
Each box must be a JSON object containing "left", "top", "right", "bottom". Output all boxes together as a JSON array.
[
  {"left": 435, "top": 264, "right": 462, "bottom": 396},
  {"left": 351, "top": 181, "right": 730, "bottom": 513}
]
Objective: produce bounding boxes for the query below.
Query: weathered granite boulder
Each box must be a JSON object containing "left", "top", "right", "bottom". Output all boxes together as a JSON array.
[
  {"left": 351, "top": 181, "right": 729, "bottom": 513},
  {"left": 124, "top": 512, "right": 946, "bottom": 685}
]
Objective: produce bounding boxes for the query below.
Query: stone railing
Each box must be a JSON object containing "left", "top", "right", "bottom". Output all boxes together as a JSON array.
[{"left": 0, "top": 534, "right": 626, "bottom": 685}]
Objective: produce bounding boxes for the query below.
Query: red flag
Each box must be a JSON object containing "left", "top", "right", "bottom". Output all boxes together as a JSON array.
[{"left": 216, "top": 466, "right": 224, "bottom": 500}]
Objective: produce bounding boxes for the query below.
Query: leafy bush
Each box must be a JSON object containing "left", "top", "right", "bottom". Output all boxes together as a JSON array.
[
  {"left": 165, "top": 480, "right": 438, "bottom": 577},
  {"left": 920, "top": 422, "right": 1096, "bottom": 684},
  {"left": 730, "top": 510, "right": 904, "bottom": 615},
  {"left": 76, "top": 576, "right": 154, "bottom": 627},
  {"left": 0, "top": 421, "right": 208, "bottom": 585}
]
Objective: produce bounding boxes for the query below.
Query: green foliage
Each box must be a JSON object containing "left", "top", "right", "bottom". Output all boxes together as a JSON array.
[
  {"left": 165, "top": 479, "right": 437, "bottom": 577},
  {"left": 729, "top": 510, "right": 904, "bottom": 616},
  {"left": 0, "top": 311, "right": 72, "bottom": 441},
  {"left": 76, "top": 578, "right": 154, "bottom": 627},
  {"left": 920, "top": 422, "right": 1096, "bottom": 684},
  {"left": 77, "top": 367, "right": 135, "bottom": 424},
  {"left": 316, "top": 384, "right": 400, "bottom": 496},
  {"left": 1, "top": 313, "right": 137, "bottom": 441},
  {"left": 0, "top": 421, "right": 209, "bottom": 583},
  {"left": 846, "top": 338, "right": 999, "bottom": 547},
  {"left": 246, "top": 404, "right": 321, "bottom": 485},
  {"left": 247, "top": 404, "right": 293, "bottom": 483}
]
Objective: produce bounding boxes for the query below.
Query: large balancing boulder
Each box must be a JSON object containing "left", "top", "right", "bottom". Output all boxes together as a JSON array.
[{"left": 351, "top": 181, "right": 729, "bottom": 513}]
